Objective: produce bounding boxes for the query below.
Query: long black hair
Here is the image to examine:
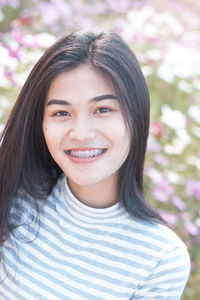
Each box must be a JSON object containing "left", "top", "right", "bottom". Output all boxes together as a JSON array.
[{"left": 0, "top": 30, "right": 165, "bottom": 245}]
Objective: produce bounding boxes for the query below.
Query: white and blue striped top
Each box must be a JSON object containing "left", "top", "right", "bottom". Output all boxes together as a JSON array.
[{"left": 0, "top": 175, "right": 190, "bottom": 299}]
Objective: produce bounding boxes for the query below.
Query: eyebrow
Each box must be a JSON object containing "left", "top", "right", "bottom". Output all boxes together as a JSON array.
[{"left": 47, "top": 94, "right": 117, "bottom": 106}]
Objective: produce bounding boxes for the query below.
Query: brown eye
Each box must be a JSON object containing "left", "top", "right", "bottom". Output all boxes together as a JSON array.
[
  {"left": 54, "top": 111, "right": 70, "bottom": 117},
  {"left": 96, "top": 107, "right": 112, "bottom": 113}
]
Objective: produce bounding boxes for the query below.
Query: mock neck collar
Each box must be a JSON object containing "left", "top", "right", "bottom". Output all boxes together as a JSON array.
[{"left": 60, "top": 175, "right": 126, "bottom": 227}]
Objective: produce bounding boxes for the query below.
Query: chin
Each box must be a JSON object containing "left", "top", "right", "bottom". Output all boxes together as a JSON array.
[
  {"left": 68, "top": 177, "right": 103, "bottom": 187},
  {"left": 67, "top": 172, "right": 114, "bottom": 187}
]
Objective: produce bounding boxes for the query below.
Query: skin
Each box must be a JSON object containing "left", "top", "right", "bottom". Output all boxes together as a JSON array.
[{"left": 43, "top": 64, "right": 130, "bottom": 208}]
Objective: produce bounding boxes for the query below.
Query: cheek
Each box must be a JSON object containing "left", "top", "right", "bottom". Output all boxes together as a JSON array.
[
  {"left": 114, "top": 122, "right": 130, "bottom": 147},
  {"left": 109, "top": 125, "right": 130, "bottom": 164},
  {"left": 118, "top": 128, "right": 131, "bottom": 160},
  {"left": 42, "top": 118, "right": 48, "bottom": 136},
  {"left": 43, "top": 123, "right": 50, "bottom": 143},
  {"left": 43, "top": 123, "right": 57, "bottom": 150},
  {"left": 43, "top": 126, "right": 48, "bottom": 137}
]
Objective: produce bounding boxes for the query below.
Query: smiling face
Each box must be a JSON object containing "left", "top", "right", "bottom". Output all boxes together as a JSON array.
[{"left": 43, "top": 64, "right": 130, "bottom": 204}]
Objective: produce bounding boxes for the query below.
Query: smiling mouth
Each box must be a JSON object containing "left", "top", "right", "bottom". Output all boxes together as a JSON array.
[{"left": 65, "top": 148, "right": 107, "bottom": 158}]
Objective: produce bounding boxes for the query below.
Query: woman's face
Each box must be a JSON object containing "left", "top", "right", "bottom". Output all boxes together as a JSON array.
[{"left": 43, "top": 64, "right": 130, "bottom": 190}]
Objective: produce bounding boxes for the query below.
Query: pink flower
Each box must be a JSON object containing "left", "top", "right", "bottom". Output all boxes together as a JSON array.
[
  {"left": 132, "top": 0, "right": 145, "bottom": 10},
  {"left": 9, "top": 27, "right": 38, "bottom": 48},
  {"left": 5, "top": 45, "right": 21, "bottom": 60},
  {"left": 152, "top": 179, "right": 174, "bottom": 202},
  {"left": 0, "top": 0, "right": 19, "bottom": 8},
  {"left": 147, "top": 138, "right": 161, "bottom": 152},
  {"left": 38, "top": 0, "right": 72, "bottom": 28},
  {"left": 152, "top": 189, "right": 169, "bottom": 202},
  {"left": 10, "top": 27, "right": 24, "bottom": 44},
  {"left": 5, "top": 70, "right": 17, "bottom": 87},
  {"left": 184, "top": 220, "right": 199, "bottom": 236},
  {"left": 148, "top": 36, "right": 160, "bottom": 44},
  {"left": 132, "top": 33, "right": 145, "bottom": 44},
  {"left": 186, "top": 180, "right": 200, "bottom": 201},
  {"left": 154, "top": 154, "right": 169, "bottom": 167},
  {"left": 107, "top": 0, "right": 131, "bottom": 13},
  {"left": 145, "top": 167, "right": 162, "bottom": 184},
  {"left": 159, "top": 210, "right": 177, "bottom": 226},
  {"left": 114, "top": 20, "right": 126, "bottom": 34},
  {"left": 150, "top": 121, "right": 164, "bottom": 138},
  {"left": 172, "top": 195, "right": 187, "bottom": 211},
  {"left": 190, "top": 261, "right": 195, "bottom": 272}
]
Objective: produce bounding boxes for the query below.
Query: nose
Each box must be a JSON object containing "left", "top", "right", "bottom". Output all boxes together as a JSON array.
[{"left": 68, "top": 116, "right": 96, "bottom": 141}]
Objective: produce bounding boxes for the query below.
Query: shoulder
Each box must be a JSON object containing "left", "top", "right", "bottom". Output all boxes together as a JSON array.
[
  {"left": 120, "top": 215, "right": 190, "bottom": 268},
  {"left": 10, "top": 175, "right": 64, "bottom": 216},
  {"left": 122, "top": 218, "right": 191, "bottom": 299},
  {"left": 123, "top": 215, "right": 187, "bottom": 248},
  {"left": 7, "top": 175, "right": 64, "bottom": 237},
  {"left": 120, "top": 217, "right": 190, "bottom": 296}
]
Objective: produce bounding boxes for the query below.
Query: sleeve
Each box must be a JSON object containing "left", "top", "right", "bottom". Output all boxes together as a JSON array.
[{"left": 130, "top": 245, "right": 191, "bottom": 300}]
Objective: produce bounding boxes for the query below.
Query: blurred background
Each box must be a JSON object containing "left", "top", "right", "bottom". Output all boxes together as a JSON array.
[{"left": 0, "top": 0, "right": 199, "bottom": 298}]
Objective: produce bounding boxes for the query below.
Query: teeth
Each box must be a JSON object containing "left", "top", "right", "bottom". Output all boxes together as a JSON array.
[{"left": 69, "top": 149, "right": 105, "bottom": 158}]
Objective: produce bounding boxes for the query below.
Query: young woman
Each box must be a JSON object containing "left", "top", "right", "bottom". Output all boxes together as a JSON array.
[{"left": 0, "top": 30, "right": 190, "bottom": 299}]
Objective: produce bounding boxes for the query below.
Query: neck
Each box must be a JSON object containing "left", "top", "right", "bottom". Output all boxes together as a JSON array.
[{"left": 67, "top": 176, "right": 118, "bottom": 208}]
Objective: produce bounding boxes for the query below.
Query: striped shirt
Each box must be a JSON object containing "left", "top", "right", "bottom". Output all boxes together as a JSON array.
[{"left": 0, "top": 175, "right": 190, "bottom": 300}]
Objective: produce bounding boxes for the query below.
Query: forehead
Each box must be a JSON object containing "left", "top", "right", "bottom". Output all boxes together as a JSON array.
[{"left": 46, "top": 64, "right": 115, "bottom": 101}]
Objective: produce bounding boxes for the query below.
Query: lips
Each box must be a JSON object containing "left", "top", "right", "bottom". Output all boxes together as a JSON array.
[
  {"left": 65, "top": 148, "right": 106, "bottom": 164},
  {"left": 66, "top": 148, "right": 106, "bottom": 158}
]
